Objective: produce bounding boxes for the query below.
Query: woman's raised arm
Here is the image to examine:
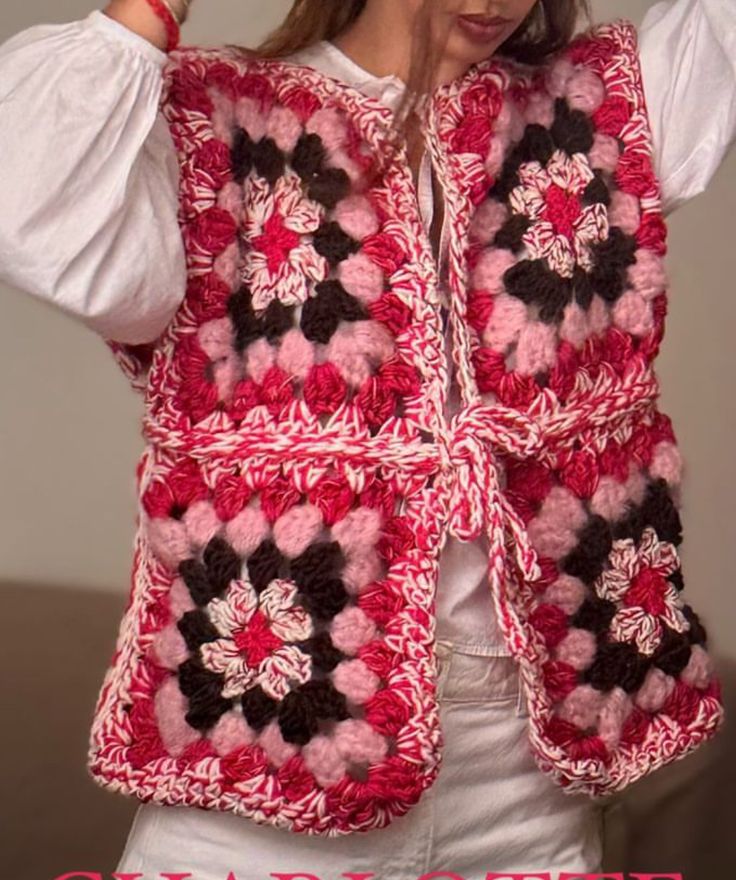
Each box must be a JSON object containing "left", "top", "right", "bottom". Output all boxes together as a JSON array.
[
  {"left": 0, "top": 7, "right": 187, "bottom": 345},
  {"left": 639, "top": 0, "right": 736, "bottom": 216}
]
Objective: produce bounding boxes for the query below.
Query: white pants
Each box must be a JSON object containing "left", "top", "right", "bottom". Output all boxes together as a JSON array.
[{"left": 115, "top": 640, "right": 604, "bottom": 879}]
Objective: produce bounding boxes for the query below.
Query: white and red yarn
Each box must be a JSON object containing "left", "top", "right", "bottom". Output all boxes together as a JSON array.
[{"left": 91, "top": 18, "right": 725, "bottom": 835}]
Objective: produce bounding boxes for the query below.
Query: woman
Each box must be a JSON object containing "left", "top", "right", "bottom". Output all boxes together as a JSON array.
[{"left": 0, "top": 1, "right": 733, "bottom": 878}]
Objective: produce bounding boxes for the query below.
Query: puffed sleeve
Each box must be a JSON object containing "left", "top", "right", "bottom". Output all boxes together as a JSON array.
[
  {"left": 0, "top": 9, "right": 186, "bottom": 345},
  {"left": 638, "top": 0, "right": 736, "bottom": 216}
]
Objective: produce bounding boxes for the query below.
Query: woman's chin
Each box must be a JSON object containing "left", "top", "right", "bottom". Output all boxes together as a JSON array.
[{"left": 443, "top": 31, "right": 505, "bottom": 70}]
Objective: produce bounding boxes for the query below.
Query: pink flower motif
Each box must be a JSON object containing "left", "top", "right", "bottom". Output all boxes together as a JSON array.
[
  {"left": 241, "top": 175, "right": 329, "bottom": 310},
  {"left": 510, "top": 149, "right": 608, "bottom": 277},
  {"left": 594, "top": 526, "right": 689, "bottom": 655},
  {"left": 200, "top": 577, "right": 314, "bottom": 699}
]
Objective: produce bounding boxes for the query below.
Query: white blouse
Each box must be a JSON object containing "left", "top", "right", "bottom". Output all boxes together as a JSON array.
[{"left": 0, "top": 2, "right": 734, "bottom": 654}]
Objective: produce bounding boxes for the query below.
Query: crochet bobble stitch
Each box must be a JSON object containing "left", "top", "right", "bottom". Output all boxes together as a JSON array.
[{"left": 95, "top": 19, "right": 724, "bottom": 834}]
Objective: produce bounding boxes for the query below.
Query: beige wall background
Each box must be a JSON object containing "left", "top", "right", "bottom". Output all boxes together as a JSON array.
[{"left": 0, "top": 2, "right": 734, "bottom": 878}]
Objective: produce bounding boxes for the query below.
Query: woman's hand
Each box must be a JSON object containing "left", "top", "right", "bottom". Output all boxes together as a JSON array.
[{"left": 102, "top": 0, "right": 192, "bottom": 53}]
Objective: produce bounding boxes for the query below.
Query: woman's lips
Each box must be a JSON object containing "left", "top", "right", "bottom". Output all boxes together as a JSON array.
[{"left": 456, "top": 13, "right": 511, "bottom": 43}]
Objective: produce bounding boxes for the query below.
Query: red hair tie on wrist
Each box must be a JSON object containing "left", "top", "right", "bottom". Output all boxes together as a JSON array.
[{"left": 145, "top": 0, "right": 184, "bottom": 53}]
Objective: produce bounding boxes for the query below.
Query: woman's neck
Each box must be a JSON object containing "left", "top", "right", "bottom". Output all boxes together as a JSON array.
[{"left": 330, "top": 1, "right": 468, "bottom": 89}]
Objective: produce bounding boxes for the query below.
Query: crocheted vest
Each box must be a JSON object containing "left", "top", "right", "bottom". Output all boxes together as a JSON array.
[{"left": 91, "top": 18, "right": 724, "bottom": 835}]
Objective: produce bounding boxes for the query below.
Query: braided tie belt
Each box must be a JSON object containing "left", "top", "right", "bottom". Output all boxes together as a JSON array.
[
  {"left": 142, "top": 359, "right": 662, "bottom": 614},
  {"left": 439, "top": 403, "right": 545, "bottom": 590}
]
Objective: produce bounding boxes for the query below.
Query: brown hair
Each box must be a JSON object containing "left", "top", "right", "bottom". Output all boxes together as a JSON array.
[{"left": 225, "top": 0, "right": 592, "bottom": 173}]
